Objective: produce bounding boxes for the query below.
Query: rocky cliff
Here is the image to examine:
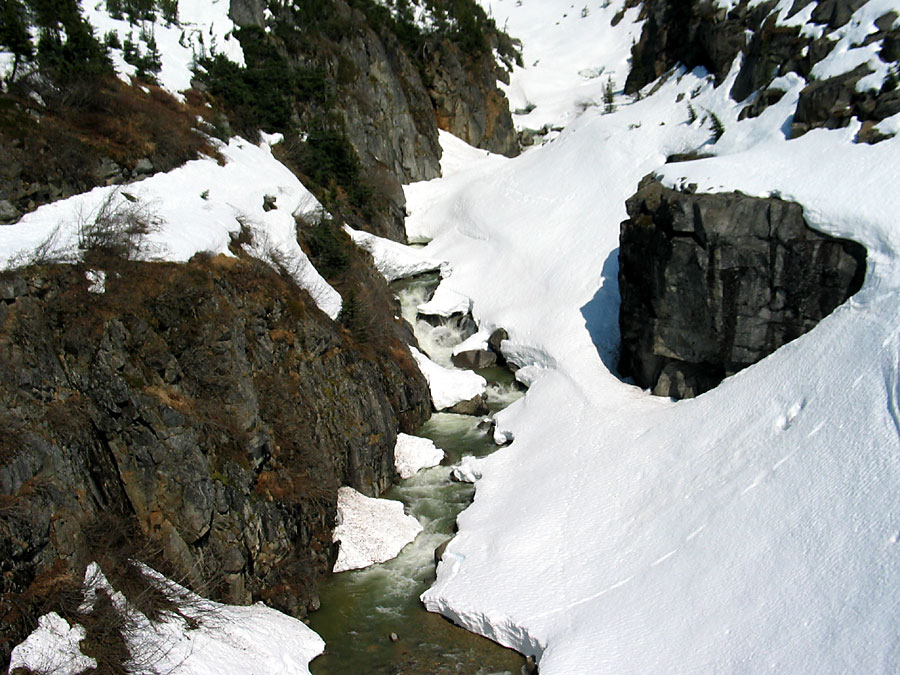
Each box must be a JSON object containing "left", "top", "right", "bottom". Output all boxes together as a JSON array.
[
  {"left": 625, "top": 0, "right": 900, "bottom": 142},
  {"left": 618, "top": 176, "right": 866, "bottom": 399},
  {"left": 224, "top": 0, "right": 519, "bottom": 241},
  {"left": 0, "top": 251, "right": 430, "bottom": 661}
]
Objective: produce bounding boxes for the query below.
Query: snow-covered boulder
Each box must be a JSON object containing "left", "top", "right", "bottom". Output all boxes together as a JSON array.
[
  {"left": 333, "top": 487, "right": 423, "bottom": 573},
  {"left": 410, "top": 346, "right": 487, "bottom": 411},
  {"left": 395, "top": 433, "right": 445, "bottom": 479}
]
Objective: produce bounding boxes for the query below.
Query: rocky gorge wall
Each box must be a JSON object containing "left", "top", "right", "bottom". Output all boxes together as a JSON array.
[
  {"left": 229, "top": 0, "right": 519, "bottom": 242},
  {"left": 0, "top": 252, "right": 431, "bottom": 661},
  {"left": 617, "top": 176, "right": 866, "bottom": 399}
]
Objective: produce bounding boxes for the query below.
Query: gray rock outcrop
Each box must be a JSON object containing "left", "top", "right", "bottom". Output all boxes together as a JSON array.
[{"left": 617, "top": 176, "right": 866, "bottom": 399}]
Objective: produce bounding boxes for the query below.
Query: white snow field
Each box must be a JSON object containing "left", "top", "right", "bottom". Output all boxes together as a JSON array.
[
  {"left": 407, "top": 0, "right": 900, "bottom": 672},
  {"left": 10, "top": 563, "right": 325, "bottom": 675}
]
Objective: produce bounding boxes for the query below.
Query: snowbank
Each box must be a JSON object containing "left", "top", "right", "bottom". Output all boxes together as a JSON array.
[
  {"left": 410, "top": 1, "right": 900, "bottom": 672},
  {"left": 394, "top": 433, "right": 445, "bottom": 479},
  {"left": 410, "top": 347, "right": 487, "bottom": 411},
  {"left": 11, "top": 563, "right": 325, "bottom": 675},
  {"left": 333, "top": 486, "right": 423, "bottom": 573},
  {"left": 345, "top": 225, "right": 442, "bottom": 282},
  {"left": 0, "top": 135, "right": 342, "bottom": 320}
]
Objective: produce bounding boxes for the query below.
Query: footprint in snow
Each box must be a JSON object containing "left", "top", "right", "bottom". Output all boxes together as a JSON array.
[{"left": 776, "top": 399, "right": 806, "bottom": 431}]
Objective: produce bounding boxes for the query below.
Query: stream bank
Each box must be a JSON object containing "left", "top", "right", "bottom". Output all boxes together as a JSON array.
[{"left": 307, "top": 276, "right": 527, "bottom": 674}]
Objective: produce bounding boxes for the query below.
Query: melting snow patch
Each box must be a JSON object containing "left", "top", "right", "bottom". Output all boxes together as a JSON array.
[
  {"left": 0, "top": 136, "right": 341, "bottom": 319},
  {"left": 410, "top": 347, "right": 486, "bottom": 411},
  {"left": 344, "top": 226, "right": 443, "bottom": 282},
  {"left": 9, "top": 613, "right": 97, "bottom": 674},
  {"left": 394, "top": 433, "right": 445, "bottom": 479},
  {"left": 85, "top": 269, "right": 107, "bottom": 294},
  {"left": 12, "top": 562, "right": 325, "bottom": 675},
  {"left": 333, "top": 486, "right": 423, "bottom": 573}
]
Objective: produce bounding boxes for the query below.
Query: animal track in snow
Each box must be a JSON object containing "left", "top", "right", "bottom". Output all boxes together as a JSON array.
[{"left": 776, "top": 399, "right": 807, "bottom": 431}]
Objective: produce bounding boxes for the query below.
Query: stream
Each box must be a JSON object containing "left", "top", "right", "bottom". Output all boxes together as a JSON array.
[{"left": 307, "top": 276, "right": 527, "bottom": 674}]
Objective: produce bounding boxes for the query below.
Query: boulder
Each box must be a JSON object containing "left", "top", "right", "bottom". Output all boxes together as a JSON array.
[
  {"left": 448, "top": 394, "right": 490, "bottom": 416},
  {"left": 617, "top": 176, "right": 866, "bottom": 399},
  {"left": 452, "top": 348, "right": 497, "bottom": 370}
]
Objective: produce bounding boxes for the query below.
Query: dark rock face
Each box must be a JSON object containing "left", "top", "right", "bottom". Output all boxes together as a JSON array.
[
  {"left": 617, "top": 176, "right": 866, "bottom": 399},
  {"left": 625, "top": 0, "right": 771, "bottom": 94},
  {"left": 0, "top": 255, "right": 430, "bottom": 659},
  {"left": 424, "top": 43, "right": 520, "bottom": 158}
]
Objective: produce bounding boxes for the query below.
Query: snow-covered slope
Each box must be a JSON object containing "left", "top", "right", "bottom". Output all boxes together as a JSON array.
[
  {"left": 411, "top": 1, "right": 900, "bottom": 672},
  {"left": 10, "top": 563, "right": 325, "bottom": 675},
  {"left": 0, "top": 134, "right": 342, "bottom": 319}
]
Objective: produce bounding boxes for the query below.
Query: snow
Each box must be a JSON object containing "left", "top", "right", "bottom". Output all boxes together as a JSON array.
[
  {"left": 0, "top": 135, "right": 342, "bottom": 320},
  {"left": 450, "top": 456, "right": 484, "bottom": 483},
  {"left": 394, "top": 432, "right": 445, "bottom": 479},
  {"left": 85, "top": 269, "right": 107, "bottom": 294},
  {"left": 345, "top": 225, "right": 442, "bottom": 281},
  {"left": 480, "top": 0, "right": 644, "bottom": 133},
  {"left": 11, "top": 563, "right": 325, "bottom": 675},
  {"left": 332, "top": 486, "right": 424, "bottom": 573},
  {"left": 9, "top": 613, "right": 97, "bottom": 673},
  {"left": 404, "top": 0, "right": 900, "bottom": 672},
  {"left": 410, "top": 346, "right": 487, "bottom": 411},
  {"left": 82, "top": 0, "right": 244, "bottom": 95}
]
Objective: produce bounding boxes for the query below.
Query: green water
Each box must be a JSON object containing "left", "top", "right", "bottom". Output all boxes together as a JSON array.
[{"left": 308, "top": 413, "right": 526, "bottom": 674}]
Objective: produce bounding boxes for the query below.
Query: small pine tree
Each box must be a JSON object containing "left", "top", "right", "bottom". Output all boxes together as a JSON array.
[
  {"left": 603, "top": 76, "right": 616, "bottom": 114},
  {"left": 707, "top": 110, "right": 725, "bottom": 140},
  {"left": 159, "top": 0, "right": 178, "bottom": 25},
  {"left": 687, "top": 103, "right": 697, "bottom": 124}
]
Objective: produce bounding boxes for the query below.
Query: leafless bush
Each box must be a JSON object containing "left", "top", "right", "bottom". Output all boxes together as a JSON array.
[
  {"left": 76, "top": 189, "right": 160, "bottom": 260},
  {"left": 5, "top": 224, "right": 72, "bottom": 269}
]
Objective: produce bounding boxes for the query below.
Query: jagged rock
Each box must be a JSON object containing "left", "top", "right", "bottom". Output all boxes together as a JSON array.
[
  {"left": 133, "top": 158, "right": 154, "bottom": 176},
  {"left": 0, "top": 199, "right": 19, "bottom": 223},
  {"left": 625, "top": 0, "right": 759, "bottom": 94},
  {"left": 617, "top": 176, "right": 866, "bottom": 400},
  {"left": 93, "top": 157, "right": 124, "bottom": 185},
  {"left": 488, "top": 328, "right": 508, "bottom": 354},
  {"left": 810, "top": 0, "right": 868, "bottom": 28},
  {"left": 229, "top": 0, "right": 265, "bottom": 27},
  {"left": 791, "top": 64, "right": 872, "bottom": 137},
  {"left": 730, "top": 15, "right": 817, "bottom": 102}
]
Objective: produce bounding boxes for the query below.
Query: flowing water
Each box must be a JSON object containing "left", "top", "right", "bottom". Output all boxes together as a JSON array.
[{"left": 307, "top": 276, "right": 526, "bottom": 674}]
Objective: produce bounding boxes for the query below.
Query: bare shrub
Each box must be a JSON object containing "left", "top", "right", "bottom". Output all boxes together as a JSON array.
[{"left": 76, "top": 189, "right": 160, "bottom": 260}]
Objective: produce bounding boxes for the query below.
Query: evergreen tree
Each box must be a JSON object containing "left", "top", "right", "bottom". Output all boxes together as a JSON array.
[{"left": 0, "top": 0, "right": 34, "bottom": 81}]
